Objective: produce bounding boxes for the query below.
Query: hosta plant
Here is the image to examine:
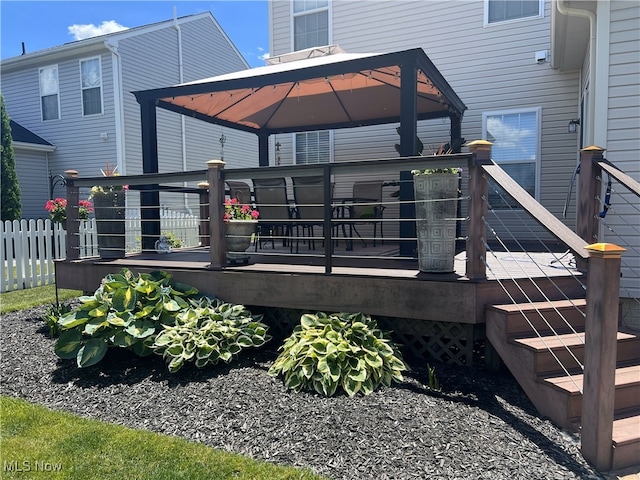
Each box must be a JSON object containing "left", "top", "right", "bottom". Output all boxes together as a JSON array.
[
  {"left": 268, "top": 312, "right": 408, "bottom": 397},
  {"left": 152, "top": 298, "right": 271, "bottom": 373},
  {"left": 54, "top": 268, "right": 204, "bottom": 368}
]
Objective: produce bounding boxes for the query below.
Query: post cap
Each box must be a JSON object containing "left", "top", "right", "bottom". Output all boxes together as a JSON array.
[
  {"left": 206, "top": 159, "right": 226, "bottom": 168},
  {"left": 466, "top": 140, "right": 493, "bottom": 151},
  {"left": 580, "top": 145, "right": 606, "bottom": 153},
  {"left": 585, "top": 242, "right": 626, "bottom": 257},
  {"left": 64, "top": 169, "right": 79, "bottom": 178}
]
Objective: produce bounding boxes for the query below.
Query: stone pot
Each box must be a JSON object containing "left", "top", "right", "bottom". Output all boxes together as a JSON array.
[
  {"left": 413, "top": 173, "right": 458, "bottom": 273},
  {"left": 224, "top": 220, "right": 257, "bottom": 260}
]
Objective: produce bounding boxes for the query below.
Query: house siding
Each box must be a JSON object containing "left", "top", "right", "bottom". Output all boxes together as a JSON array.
[
  {"left": 604, "top": 1, "right": 640, "bottom": 298},
  {"left": 14, "top": 149, "right": 51, "bottom": 219},
  {"left": 270, "top": 0, "right": 580, "bottom": 239},
  {"left": 2, "top": 49, "right": 118, "bottom": 211}
]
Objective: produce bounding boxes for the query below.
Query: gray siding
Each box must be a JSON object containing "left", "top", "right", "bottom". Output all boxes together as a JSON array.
[
  {"left": 119, "top": 15, "right": 257, "bottom": 182},
  {"left": 604, "top": 1, "right": 640, "bottom": 298},
  {"left": 2, "top": 49, "right": 118, "bottom": 202},
  {"left": 270, "top": 0, "right": 581, "bottom": 239},
  {"left": 14, "top": 149, "right": 51, "bottom": 219}
]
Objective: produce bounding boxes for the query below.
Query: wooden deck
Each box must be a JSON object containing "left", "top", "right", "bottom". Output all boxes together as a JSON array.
[{"left": 56, "top": 243, "right": 585, "bottom": 325}]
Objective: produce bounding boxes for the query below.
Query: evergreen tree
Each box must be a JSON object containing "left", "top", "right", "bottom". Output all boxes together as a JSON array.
[{"left": 1, "top": 94, "right": 21, "bottom": 220}]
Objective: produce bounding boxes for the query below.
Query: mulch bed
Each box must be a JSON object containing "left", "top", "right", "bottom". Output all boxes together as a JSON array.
[{"left": 1, "top": 304, "right": 605, "bottom": 480}]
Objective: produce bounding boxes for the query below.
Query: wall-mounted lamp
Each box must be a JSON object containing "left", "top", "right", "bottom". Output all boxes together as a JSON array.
[{"left": 568, "top": 119, "right": 580, "bottom": 133}]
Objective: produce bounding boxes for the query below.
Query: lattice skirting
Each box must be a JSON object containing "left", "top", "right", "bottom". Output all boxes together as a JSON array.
[{"left": 248, "top": 305, "right": 486, "bottom": 367}]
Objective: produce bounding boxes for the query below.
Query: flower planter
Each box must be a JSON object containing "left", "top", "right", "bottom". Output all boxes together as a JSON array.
[
  {"left": 225, "top": 220, "right": 257, "bottom": 263},
  {"left": 413, "top": 173, "right": 458, "bottom": 273},
  {"left": 93, "top": 191, "right": 126, "bottom": 259}
]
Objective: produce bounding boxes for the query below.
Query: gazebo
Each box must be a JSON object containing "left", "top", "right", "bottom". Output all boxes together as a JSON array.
[{"left": 132, "top": 46, "right": 467, "bottom": 252}]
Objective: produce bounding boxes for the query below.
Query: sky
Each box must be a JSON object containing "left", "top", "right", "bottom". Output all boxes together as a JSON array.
[{"left": 0, "top": 0, "right": 269, "bottom": 68}]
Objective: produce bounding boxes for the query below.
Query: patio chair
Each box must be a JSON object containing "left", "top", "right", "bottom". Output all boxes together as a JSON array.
[
  {"left": 351, "top": 180, "right": 385, "bottom": 247},
  {"left": 252, "top": 177, "right": 292, "bottom": 250},
  {"left": 226, "top": 180, "right": 252, "bottom": 205},
  {"left": 292, "top": 176, "right": 328, "bottom": 252}
]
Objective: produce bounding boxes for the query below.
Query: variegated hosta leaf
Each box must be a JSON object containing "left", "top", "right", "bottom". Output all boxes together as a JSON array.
[
  {"left": 54, "top": 329, "right": 83, "bottom": 359},
  {"left": 77, "top": 338, "right": 108, "bottom": 368},
  {"left": 269, "top": 311, "right": 408, "bottom": 397}
]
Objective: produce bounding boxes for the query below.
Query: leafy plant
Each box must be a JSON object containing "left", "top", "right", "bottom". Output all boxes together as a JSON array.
[
  {"left": 268, "top": 312, "right": 408, "bottom": 397},
  {"left": 161, "top": 231, "right": 182, "bottom": 248},
  {"left": 44, "top": 197, "right": 93, "bottom": 223},
  {"left": 411, "top": 167, "right": 460, "bottom": 176},
  {"left": 223, "top": 197, "right": 259, "bottom": 221},
  {"left": 54, "top": 268, "right": 204, "bottom": 368},
  {"left": 42, "top": 302, "right": 73, "bottom": 338},
  {"left": 426, "top": 363, "right": 440, "bottom": 391},
  {"left": 152, "top": 298, "right": 271, "bottom": 373}
]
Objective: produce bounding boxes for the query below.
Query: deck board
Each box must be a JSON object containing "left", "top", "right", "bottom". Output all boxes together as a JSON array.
[{"left": 56, "top": 244, "right": 585, "bottom": 324}]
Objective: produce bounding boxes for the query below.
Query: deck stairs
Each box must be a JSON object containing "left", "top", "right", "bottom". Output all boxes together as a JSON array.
[{"left": 486, "top": 298, "right": 640, "bottom": 471}]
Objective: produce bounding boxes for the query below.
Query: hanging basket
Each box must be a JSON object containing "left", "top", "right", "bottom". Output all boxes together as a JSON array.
[
  {"left": 93, "top": 191, "right": 126, "bottom": 259},
  {"left": 413, "top": 173, "right": 458, "bottom": 273}
]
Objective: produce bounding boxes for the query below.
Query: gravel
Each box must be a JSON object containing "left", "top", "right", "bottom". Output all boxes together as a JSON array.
[{"left": 1, "top": 304, "right": 605, "bottom": 480}]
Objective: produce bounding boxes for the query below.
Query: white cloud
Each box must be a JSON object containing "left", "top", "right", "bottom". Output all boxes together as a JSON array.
[
  {"left": 68, "top": 20, "right": 128, "bottom": 40},
  {"left": 259, "top": 51, "right": 270, "bottom": 61}
]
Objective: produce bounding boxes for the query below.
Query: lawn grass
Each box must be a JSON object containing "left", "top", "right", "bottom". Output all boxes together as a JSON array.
[
  {"left": 0, "top": 284, "right": 82, "bottom": 313},
  {"left": 1, "top": 396, "right": 326, "bottom": 480}
]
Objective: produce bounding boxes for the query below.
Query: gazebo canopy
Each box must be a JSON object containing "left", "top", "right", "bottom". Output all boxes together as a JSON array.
[{"left": 133, "top": 46, "right": 466, "bottom": 136}]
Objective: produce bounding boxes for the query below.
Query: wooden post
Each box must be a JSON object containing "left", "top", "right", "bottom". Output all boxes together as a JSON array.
[
  {"left": 576, "top": 146, "right": 605, "bottom": 271},
  {"left": 198, "top": 181, "right": 210, "bottom": 247},
  {"left": 207, "top": 160, "right": 226, "bottom": 269},
  {"left": 465, "top": 140, "right": 492, "bottom": 281},
  {"left": 581, "top": 242, "right": 625, "bottom": 472},
  {"left": 64, "top": 170, "right": 80, "bottom": 261}
]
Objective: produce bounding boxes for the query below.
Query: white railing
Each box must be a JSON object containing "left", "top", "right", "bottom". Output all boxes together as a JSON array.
[{"left": 1, "top": 209, "right": 199, "bottom": 293}]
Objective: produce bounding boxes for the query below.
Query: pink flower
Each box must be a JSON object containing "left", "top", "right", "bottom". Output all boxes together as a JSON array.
[{"left": 250, "top": 210, "right": 260, "bottom": 219}]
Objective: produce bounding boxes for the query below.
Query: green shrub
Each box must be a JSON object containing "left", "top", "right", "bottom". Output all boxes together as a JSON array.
[
  {"left": 42, "top": 302, "right": 73, "bottom": 338},
  {"left": 162, "top": 231, "right": 182, "bottom": 248},
  {"left": 268, "top": 312, "right": 408, "bottom": 397},
  {"left": 152, "top": 298, "right": 271, "bottom": 373},
  {"left": 54, "top": 268, "right": 205, "bottom": 368}
]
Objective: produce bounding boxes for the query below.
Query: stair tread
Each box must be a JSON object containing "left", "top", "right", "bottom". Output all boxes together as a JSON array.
[
  {"left": 488, "top": 298, "right": 586, "bottom": 313},
  {"left": 543, "top": 365, "right": 640, "bottom": 393},
  {"left": 513, "top": 331, "right": 638, "bottom": 350},
  {"left": 613, "top": 414, "right": 640, "bottom": 445}
]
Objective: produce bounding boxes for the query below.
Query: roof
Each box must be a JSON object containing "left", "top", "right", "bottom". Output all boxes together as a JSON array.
[
  {"left": 133, "top": 47, "right": 467, "bottom": 135},
  {"left": 9, "top": 120, "right": 55, "bottom": 148},
  {"left": 1, "top": 12, "right": 223, "bottom": 71}
]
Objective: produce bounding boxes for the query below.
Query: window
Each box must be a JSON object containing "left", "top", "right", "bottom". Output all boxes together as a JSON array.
[
  {"left": 295, "top": 130, "right": 331, "bottom": 164},
  {"left": 293, "top": 0, "right": 329, "bottom": 51},
  {"left": 482, "top": 108, "right": 541, "bottom": 209},
  {"left": 39, "top": 65, "right": 60, "bottom": 121},
  {"left": 486, "top": 0, "right": 542, "bottom": 24},
  {"left": 80, "top": 57, "right": 103, "bottom": 115}
]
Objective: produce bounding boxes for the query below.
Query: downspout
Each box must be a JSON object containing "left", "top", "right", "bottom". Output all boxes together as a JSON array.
[
  {"left": 173, "top": 8, "right": 191, "bottom": 213},
  {"left": 556, "top": 0, "right": 596, "bottom": 145},
  {"left": 104, "top": 40, "right": 126, "bottom": 174},
  {"left": 103, "top": 41, "right": 129, "bottom": 223}
]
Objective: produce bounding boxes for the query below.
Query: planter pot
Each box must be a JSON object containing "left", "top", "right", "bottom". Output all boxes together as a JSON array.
[
  {"left": 93, "top": 191, "right": 126, "bottom": 259},
  {"left": 413, "top": 173, "right": 458, "bottom": 273},
  {"left": 225, "top": 220, "right": 257, "bottom": 262}
]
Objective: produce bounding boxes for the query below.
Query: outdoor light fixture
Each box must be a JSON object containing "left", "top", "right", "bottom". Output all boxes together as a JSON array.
[{"left": 568, "top": 119, "right": 580, "bottom": 133}]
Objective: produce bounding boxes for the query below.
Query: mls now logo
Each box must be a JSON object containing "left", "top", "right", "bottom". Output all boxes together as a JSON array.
[{"left": 4, "top": 460, "right": 62, "bottom": 472}]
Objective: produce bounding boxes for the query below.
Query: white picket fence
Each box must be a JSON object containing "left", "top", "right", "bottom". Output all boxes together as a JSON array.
[{"left": 1, "top": 209, "right": 200, "bottom": 293}]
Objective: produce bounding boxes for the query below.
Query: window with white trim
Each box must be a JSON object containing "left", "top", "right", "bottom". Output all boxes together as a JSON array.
[
  {"left": 293, "top": 0, "right": 329, "bottom": 51},
  {"left": 295, "top": 130, "right": 331, "bottom": 164},
  {"left": 485, "top": 0, "right": 542, "bottom": 24},
  {"left": 39, "top": 65, "right": 60, "bottom": 121},
  {"left": 80, "top": 57, "right": 103, "bottom": 116},
  {"left": 482, "top": 108, "right": 541, "bottom": 209}
]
